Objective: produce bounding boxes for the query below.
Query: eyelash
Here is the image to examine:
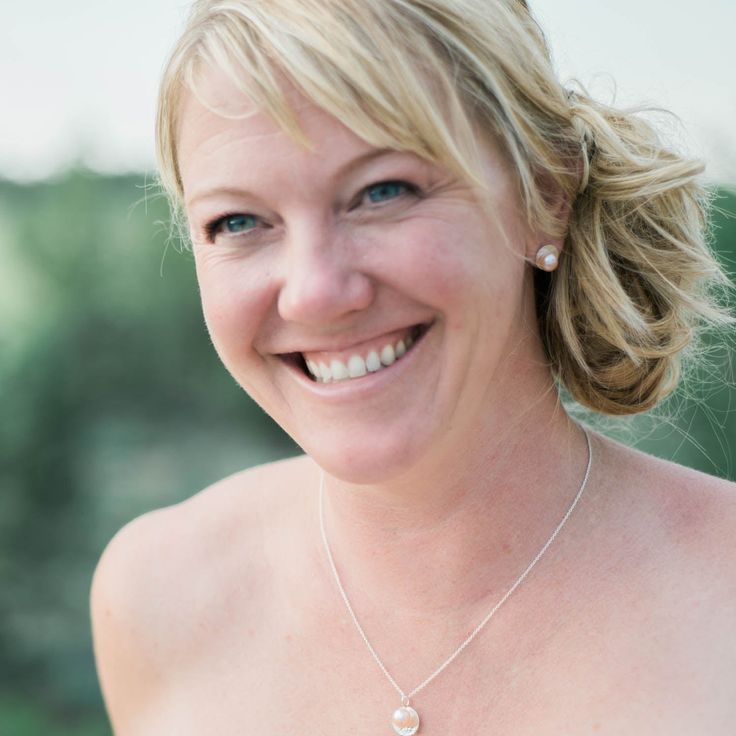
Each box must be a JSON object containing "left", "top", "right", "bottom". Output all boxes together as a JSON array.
[
  {"left": 203, "top": 213, "right": 257, "bottom": 242},
  {"left": 201, "top": 179, "right": 421, "bottom": 243}
]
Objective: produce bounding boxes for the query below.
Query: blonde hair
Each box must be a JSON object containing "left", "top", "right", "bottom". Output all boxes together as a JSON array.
[{"left": 156, "top": 0, "right": 733, "bottom": 416}]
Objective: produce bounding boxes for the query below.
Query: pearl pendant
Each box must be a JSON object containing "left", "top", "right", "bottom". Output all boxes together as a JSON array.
[{"left": 391, "top": 704, "right": 420, "bottom": 735}]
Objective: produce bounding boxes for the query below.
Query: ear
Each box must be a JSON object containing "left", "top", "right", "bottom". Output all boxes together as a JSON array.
[{"left": 525, "top": 172, "right": 571, "bottom": 263}]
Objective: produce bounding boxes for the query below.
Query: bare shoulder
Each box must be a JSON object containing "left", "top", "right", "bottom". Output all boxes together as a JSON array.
[
  {"left": 90, "top": 451, "right": 315, "bottom": 624},
  {"left": 583, "top": 434, "right": 736, "bottom": 720},
  {"left": 599, "top": 433, "right": 736, "bottom": 533},
  {"left": 644, "top": 444, "right": 736, "bottom": 604},
  {"left": 90, "top": 453, "right": 315, "bottom": 732},
  {"left": 593, "top": 431, "right": 736, "bottom": 620}
]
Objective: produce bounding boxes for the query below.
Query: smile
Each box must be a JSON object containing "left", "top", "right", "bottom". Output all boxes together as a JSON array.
[{"left": 279, "top": 322, "right": 433, "bottom": 384}]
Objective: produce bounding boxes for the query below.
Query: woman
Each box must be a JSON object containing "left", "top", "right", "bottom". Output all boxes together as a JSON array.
[{"left": 91, "top": 1, "right": 736, "bottom": 733}]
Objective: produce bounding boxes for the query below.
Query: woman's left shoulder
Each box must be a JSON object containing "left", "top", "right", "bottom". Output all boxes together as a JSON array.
[
  {"left": 594, "top": 432, "right": 736, "bottom": 596},
  {"left": 580, "top": 434, "right": 736, "bottom": 724},
  {"left": 605, "top": 433, "right": 735, "bottom": 534},
  {"left": 634, "top": 442, "right": 736, "bottom": 548},
  {"left": 654, "top": 455, "right": 736, "bottom": 581}
]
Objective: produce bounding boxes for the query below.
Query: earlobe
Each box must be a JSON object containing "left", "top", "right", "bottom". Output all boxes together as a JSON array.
[{"left": 527, "top": 171, "right": 572, "bottom": 272}]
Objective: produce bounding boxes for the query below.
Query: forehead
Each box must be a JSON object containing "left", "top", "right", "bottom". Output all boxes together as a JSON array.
[{"left": 176, "top": 67, "right": 383, "bottom": 202}]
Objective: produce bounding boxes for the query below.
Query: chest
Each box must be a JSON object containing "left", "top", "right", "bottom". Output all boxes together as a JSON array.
[{"left": 140, "top": 597, "right": 733, "bottom": 736}]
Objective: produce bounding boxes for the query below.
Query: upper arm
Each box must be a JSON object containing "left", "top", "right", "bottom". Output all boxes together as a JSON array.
[{"left": 90, "top": 508, "right": 176, "bottom": 734}]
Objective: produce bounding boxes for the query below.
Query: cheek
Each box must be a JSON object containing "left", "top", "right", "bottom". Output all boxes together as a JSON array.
[
  {"left": 194, "top": 251, "right": 274, "bottom": 362},
  {"left": 374, "top": 212, "right": 525, "bottom": 320}
]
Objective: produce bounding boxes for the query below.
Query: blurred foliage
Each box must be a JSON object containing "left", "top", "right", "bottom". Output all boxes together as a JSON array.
[
  {"left": 0, "top": 170, "right": 734, "bottom": 733},
  {"left": 0, "top": 170, "right": 297, "bottom": 734}
]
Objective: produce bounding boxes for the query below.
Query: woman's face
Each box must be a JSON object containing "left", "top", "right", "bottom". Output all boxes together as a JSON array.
[{"left": 178, "top": 69, "right": 548, "bottom": 483}]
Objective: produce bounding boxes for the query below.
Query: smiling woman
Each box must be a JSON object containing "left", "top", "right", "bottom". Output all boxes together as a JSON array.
[{"left": 91, "top": 1, "right": 736, "bottom": 734}]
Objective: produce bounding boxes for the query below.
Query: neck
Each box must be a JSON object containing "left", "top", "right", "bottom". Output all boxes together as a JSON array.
[{"left": 316, "top": 396, "right": 590, "bottom": 623}]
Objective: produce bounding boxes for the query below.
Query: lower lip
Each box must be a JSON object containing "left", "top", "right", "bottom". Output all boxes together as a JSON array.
[{"left": 279, "top": 322, "right": 435, "bottom": 401}]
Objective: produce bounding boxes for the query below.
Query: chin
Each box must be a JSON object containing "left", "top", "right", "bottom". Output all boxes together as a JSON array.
[{"left": 296, "top": 423, "right": 432, "bottom": 486}]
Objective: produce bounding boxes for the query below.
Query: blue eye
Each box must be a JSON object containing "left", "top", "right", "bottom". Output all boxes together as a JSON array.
[
  {"left": 204, "top": 212, "right": 260, "bottom": 242},
  {"left": 223, "top": 214, "right": 257, "bottom": 233},
  {"left": 366, "top": 181, "right": 412, "bottom": 204}
]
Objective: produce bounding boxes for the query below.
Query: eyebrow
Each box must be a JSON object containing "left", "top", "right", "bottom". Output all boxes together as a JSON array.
[{"left": 185, "top": 147, "right": 404, "bottom": 209}]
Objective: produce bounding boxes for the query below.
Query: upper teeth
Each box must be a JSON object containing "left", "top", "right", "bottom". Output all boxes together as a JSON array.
[{"left": 305, "top": 333, "right": 414, "bottom": 383}]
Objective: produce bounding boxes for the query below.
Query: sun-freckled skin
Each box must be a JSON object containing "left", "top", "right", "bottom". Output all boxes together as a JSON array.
[
  {"left": 177, "top": 68, "right": 559, "bottom": 485},
  {"left": 93, "top": 66, "right": 736, "bottom": 736}
]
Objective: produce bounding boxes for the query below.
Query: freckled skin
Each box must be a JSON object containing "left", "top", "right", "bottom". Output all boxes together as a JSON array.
[{"left": 178, "top": 68, "right": 552, "bottom": 486}]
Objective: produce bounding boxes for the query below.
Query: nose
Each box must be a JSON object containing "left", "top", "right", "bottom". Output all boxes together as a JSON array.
[{"left": 276, "top": 222, "right": 375, "bottom": 325}]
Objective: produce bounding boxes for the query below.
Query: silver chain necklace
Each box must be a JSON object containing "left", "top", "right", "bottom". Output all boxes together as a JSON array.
[{"left": 318, "top": 427, "right": 592, "bottom": 735}]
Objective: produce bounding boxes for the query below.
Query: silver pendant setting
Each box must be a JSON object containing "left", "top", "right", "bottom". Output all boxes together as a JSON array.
[{"left": 391, "top": 703, "right": 420, "bottom": 735}]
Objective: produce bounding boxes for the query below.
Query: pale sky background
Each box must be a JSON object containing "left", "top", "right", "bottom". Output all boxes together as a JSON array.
[{"left": 1, "top": 0, "right": 735, "bottom": 183}]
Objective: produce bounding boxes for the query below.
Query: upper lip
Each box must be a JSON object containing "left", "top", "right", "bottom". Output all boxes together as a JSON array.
[{"left": 272, "top": 321, "right": 429, "bottom": 355}]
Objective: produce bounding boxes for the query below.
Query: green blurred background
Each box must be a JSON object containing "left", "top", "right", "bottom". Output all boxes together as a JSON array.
[
  {"left": 0, "top": 171, "right": 734, "bottom": 734},
  {"left": 0, "top": 170, "right": 300, "bottom": 734}
]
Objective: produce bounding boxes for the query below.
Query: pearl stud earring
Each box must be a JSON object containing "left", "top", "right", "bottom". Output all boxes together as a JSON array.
[{"left": 535, "top": 244, "right": 559, "bottom": 272}]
